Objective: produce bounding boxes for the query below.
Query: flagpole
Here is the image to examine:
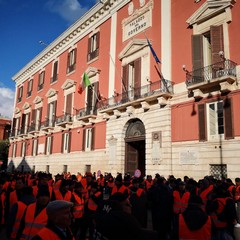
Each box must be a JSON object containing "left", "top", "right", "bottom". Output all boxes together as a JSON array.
[
  {"left": 143, "top": 32, "right": 169, "bottom": 93},
  {"left": 109, "top": 52, "right": 128, "bottom": 94}
]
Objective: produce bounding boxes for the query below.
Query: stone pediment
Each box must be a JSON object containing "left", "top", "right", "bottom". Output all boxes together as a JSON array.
[
  {"left": 118, "top": 39, "right": 148, "bottom": 60},
  {"left": 186, "top": 0, "right": 235, "bottom": 26},
  {"left": 85, "top": 67, "right": 101, "bottom": 78},
  {"left": 23, "top": 102, "right": 31, "bottom": 110},
  {"left": 33, "top": 96, "right": 42, "bottom": 104},
  {"left": 61, "top": 79, "right": 76, "bottom": 90},
  {"left": 15, "top": 107, "right": 20, "bottom": 114},
  {"left": 46, "top": 88, "right": 58, "bottom": 98}
]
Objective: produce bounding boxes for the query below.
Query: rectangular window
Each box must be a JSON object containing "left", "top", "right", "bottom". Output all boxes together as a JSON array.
[
  {"left": 83, "top": 128, "right": 95, "bottom": 151},
  {"left": 18, "top": 86, "right": 23, "bottom": 102},
  {"left": 38, "top": 71, "right": 45, "bottom": 91},
  {"left": 67, "top": 49, "right": 76, "bottom": 73},
  {"left": 21, "top": 142, "right": 26, "bottom": 157},
  {"left": 207, "top": 101, "right": 224, "bottom": 140},
  {"left": 27, "top": 79, "right": 33, "bottom": 97},
  {"left": 51, "top": 60, "right": 58, "bottom": 83},
  {"left": 87, "top": 32, "right": 100, "bottom": 61},
  {"left": 62, "top": 132, "right": 71, "bottom": 153},
  {"left": 32, "top": 139, "right": 38, "bottom": 156},
  {"left": 85, "top": 165, "right": 91, "bottom": 173},
  {"left": 12, "top": 144, "right": 17, "bottom": 158},
  {"left": 45, "top": 136, "right": 53, "bottom": 155},
  {"left": 63, "top": 165, "right": 68, "bottom": 173},
  {"left": 46, "top": 165, "right": 50, "bottom": 173},
  {"left": 46, "top": 101, "right": 57, "bottom": 127}
]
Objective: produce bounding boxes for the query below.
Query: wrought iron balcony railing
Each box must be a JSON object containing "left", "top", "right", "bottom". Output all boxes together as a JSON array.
[
  {"left": 41, "top": 118, "right": 55, "bottom": 129},
  {"left": 186, "top": 59, "right": 237, "bottom": 87},
  {"left": 28, "top": 123, "right": 41, "bottom": 132},
  {"left": 76, "top": 106, "right": 97, "bottom": 119},
  {"left": 55, "top": 113, "right": 72, "bottom": 125},
  {"left": 97, "top": 79, "right": 173, "bottom": 111}
]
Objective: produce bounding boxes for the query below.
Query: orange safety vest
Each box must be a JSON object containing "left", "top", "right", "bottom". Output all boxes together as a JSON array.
[
  {"left": 145, "top": 180, "right": 153, "bottom": 191},
  {"left": 228, "top": 185, "right": 235, "bottom": 198},
  {"left": 72, "top": 192, "right": 84, "bottom": 219},
  {"left": 209, "top": 197, "right": 229, "bottom": 229},
  {"left": 88, "top": 192, "right": 102, "bottom": 211},
  {"left": 10, "top": 201, "right": 27, "bottom": 239},
  {"left": 111, "top": 185, "right": 128, "bottom": 196},
  {"left": 53, "top": 180, "right": 62, "bottom": 191},
  {"left": 97, "top": 178, "right": 105, "bottom": 187},
  {"left": 235, "top": 185, "right": 240, "bottom": 202},
  {"left": 179, "top": 214, "right": 211, "bottom": 240},
  {"left": 21, "top": 202, "right": 48, "bottom": 240},
  {"left": 199, "top": 185, "right": 213, "bottom": 208},
  {"left": 36, "top": 226, "right": 75, "bottom": 240},
  {"left": 173, "top": 191, "right": 190, "bottom": 214},
  {"left": 54, "top": 189, "right": 72, "bottom": 201},
  {"left": 136, "top": 188, "right": 144, "bottom": 197}
]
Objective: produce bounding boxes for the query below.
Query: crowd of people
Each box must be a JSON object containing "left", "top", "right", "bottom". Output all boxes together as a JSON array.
[{"left": 0, "top": 170, "right": 240, "bottom": 240}]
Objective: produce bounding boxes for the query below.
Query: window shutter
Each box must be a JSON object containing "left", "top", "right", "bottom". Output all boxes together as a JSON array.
[
  {"left": 87, "top": 37, "right": 91, "bottom": 61},
  {"left": 47, "top": 103, "right": 50, "bottom": 120},
  {"left": 67, "top": 52, "right": 70, "bottom": 68},
  {"left": 87, "top": 87, "right": 93, "bottom": 113},
  {"left": 224, "top": 98, "right": 233, "bottom": 139},
  {"left": 12, "top": 118, "right": 16, "bottom": 134},
  {"left": 122, "top": 65, "right": 129, "bottom": 93},
  {"left": 74, "top": 49, "right": 77, "bottom": 64},
  {"left": 68, "top": 132, "right": 72, "bottom": 153},
  {"left": 61, "top": 133, "right": 64, "bottom": 153},
  {"left": 210, "top": 25, "right": 224, "bottom": 64},
  {"left": 31, "top": 109, "right": 36, "bottom": 125},
  {"left": 91, "top": 128, "right": 95, "bottom": 151},
  {"left": 192, "top": 34, "right": 203, "bottom": 70},
  {"left": 21, "top": 114, "right": 26, "bottom": 131},
  {"left": 93, "top": 82, "right": 99, "bottom": 112},
  {"left": 198, "top": 104, "right": 207, "bottom": 141},
  {"left": 36, "top": 139, "right": 38, "bottom": 155},
  {"left": 96, "top": 32, "right": 100, "bottom": 50},
  {"left": 50, "top": 136, "right": 53, "bottom": 154},
  {"left": 44, "top": 137, "right": 47, "bottom": 154},
  {"left": 53, "top": 101, "right": 57, "bottom": 121},
  {"left": 53, "top": 61, "right": 58, "bottom": 79},
  {"left": 66, "top": 94, "right": 72, "bottom": 115},
  {"left": 39, "top": 107, "right": 43, "bottom": 129},
  {"left": 82, "top": 128, "right": 86, "bottom": 151}
]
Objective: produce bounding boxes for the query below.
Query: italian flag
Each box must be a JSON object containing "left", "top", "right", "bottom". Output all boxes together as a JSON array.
[{"left": 78, "top": 72, "right": 91, "bottom": 94}]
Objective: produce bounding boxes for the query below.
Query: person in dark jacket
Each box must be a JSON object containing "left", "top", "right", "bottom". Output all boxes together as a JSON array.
[
  {"left": 179, "top": 195, "right": 211, "bottom": 240},
  {"left": 147, "top": 176, "right": 173, "bottom": 240}
]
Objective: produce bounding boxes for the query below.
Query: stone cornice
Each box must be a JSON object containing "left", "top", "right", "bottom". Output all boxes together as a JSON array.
[{"left": 12, "top": 0, "right": 130, "bottom": 85}]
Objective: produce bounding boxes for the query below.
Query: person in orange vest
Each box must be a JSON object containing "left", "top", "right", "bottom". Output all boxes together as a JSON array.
[
  {"left": 18, "top": 185, "right": 50, "bottom": 240},
  {"left": 71, "top": 181, "right": 85, "bottom": 240},
  {"left": 85, "top": 181, "right": 103, "bottom": 240},
  {"left": 207, "top": 184, "right": 237, "bottom": 240},
  {"left": 52, "top": 179, "right": 73, "bottom": 202},
  {"left": 111, "top": 174, "right": 129, "bottom": 196},
  {"left": 31, "top": 200, "right": 74, "bottom": 240},
  {"left": 6, "top": 177, "right": 25, "bottom": 216},
  {"left": 197, "top": 178, "right": 214, "bottom": 211},
  {"left": 6, "top": 186, "right": 35, "bottom": 240},
  {"left": 234, "top": 178, "right": 240, "bottom": 223},
  {"left": 178, "top": 195, "right": 212, "bottom": 240},
  {"left": 129, "top": 177, "right": 148, "bottom": 227},
  {"left": 172, "top": 181, "right": 191, "bottom": 240}
]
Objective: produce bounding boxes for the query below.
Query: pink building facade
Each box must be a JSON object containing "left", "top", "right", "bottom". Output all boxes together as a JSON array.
[{"left": 9, "top": 0, "right": 240, "bottom": 179}]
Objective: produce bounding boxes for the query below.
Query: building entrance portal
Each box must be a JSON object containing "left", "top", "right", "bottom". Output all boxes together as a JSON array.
[{"left": 125, "top": 119, "right": 146, "bottom": 177}]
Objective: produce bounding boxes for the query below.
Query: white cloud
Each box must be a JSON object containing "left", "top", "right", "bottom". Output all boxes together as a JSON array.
[
  {"left": 45, "top": 0, "right": 89, "bottom": 24},
  {"left": 0, "top": 87, "right": 14, "bottom": 119}
]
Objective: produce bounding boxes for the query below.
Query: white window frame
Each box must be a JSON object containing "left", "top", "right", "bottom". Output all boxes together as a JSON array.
[
  {"left": 63, "top": 133, "right": 70, "bottom": 153},
  {"left": 85, "top": 128, "right": 93, "bottom": 151},
  {"left": 21, "top": 142, "right": 26, "bottom": 157},
  {"left": 206, "top": 100, "right": 224, "bottom": 140},
  {"left": 46, "top": 136, "right": 52, "bottom": 155},
  {"left": 33, "top": 139, "right": 38, "bottom": 156}
]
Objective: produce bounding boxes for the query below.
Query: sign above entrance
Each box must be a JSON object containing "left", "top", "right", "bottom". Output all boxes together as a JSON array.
[{"left": 122, "top": 0, "right": 153, "bottom": 42}]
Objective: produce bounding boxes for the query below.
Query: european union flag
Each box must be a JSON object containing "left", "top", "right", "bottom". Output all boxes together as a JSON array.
[{"left": 147, "top": 38, "right": 161, "bottom": 64}]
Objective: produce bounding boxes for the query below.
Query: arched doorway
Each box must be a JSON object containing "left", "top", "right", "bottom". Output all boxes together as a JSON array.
[{"left": 125, "top": 119, "right": 146, "bottom": 176}]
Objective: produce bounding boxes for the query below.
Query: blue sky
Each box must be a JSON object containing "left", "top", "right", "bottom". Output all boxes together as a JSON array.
[{"left": 0, "top": 0, "right": 97, "bottom": 118}]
